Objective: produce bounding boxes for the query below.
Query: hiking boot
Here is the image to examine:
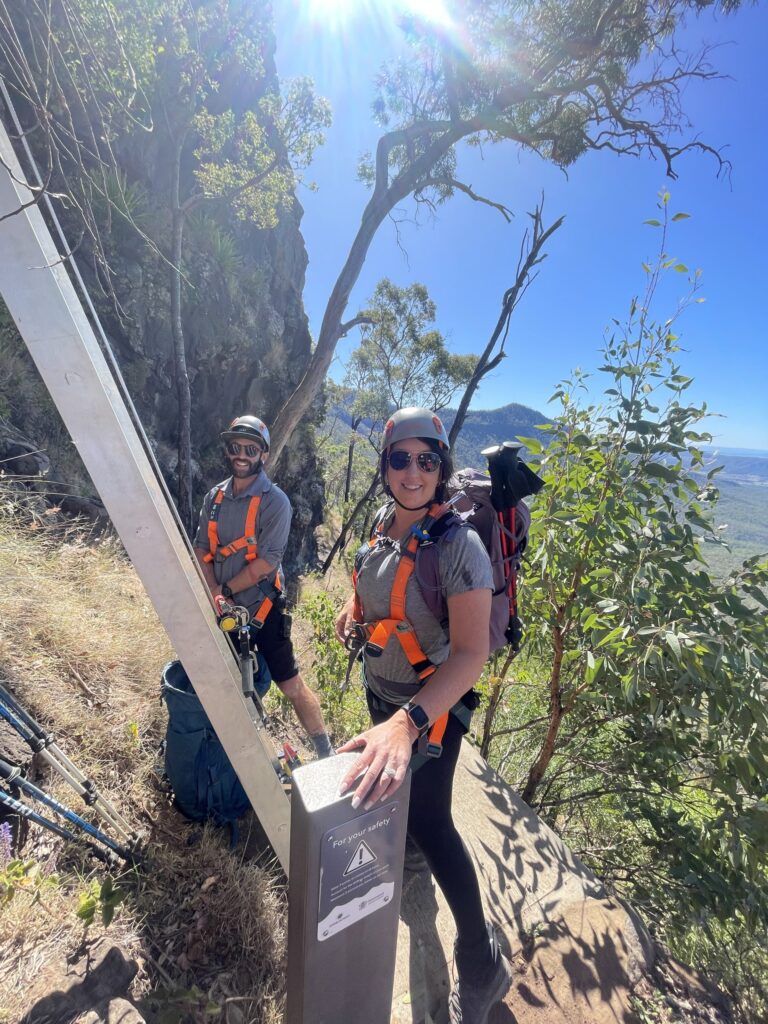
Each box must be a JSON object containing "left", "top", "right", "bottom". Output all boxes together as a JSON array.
[{"left": 449, "top": 925, "right": 512, "bottom": 1024}]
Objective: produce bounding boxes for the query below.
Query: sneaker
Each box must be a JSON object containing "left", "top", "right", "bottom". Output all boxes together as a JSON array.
[{"left": 449, "top": 925, "right": 512, "bottom": 1024}]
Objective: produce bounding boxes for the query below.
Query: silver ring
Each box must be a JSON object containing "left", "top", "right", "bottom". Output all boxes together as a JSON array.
[{"left": 382, "top": 766, "right": 397, "bottom": 779}]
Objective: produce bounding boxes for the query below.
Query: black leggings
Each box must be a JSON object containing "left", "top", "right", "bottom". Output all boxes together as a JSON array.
[{"left": 366, "top": 690, "right": 490, "bottom": 959}]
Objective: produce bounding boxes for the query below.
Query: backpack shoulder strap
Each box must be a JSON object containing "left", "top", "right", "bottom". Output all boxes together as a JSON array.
[
  {"left": 414, "top": 511, "right": 469, "bottom": 625},
  {"left": 370, "top": 501, "right": 394, "bottom": 538}
]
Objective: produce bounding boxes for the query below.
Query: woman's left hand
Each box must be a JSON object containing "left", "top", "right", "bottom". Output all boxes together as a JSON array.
[{"left": 337, "top": 714, "right": 414, "bottom": 809}]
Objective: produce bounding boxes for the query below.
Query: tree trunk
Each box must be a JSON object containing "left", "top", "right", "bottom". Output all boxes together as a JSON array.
[
  {"left": 521, "top": 626, "right": 565, "bottom": 804},
  {"left": 480, "top": 676, "right": 504, "bottom": 761},
  {"left": 343, "top": 434, "right": 356, "bottom": 504},
  {"left": 169, "top": 145, "right": 193, "bottom": 534},
  {"left": 269, "top": 125, "right": 466, "bottom": 471},
  {"left": 321, "top": 470, "right": 380, "bottom": 574},
  {"left": 479, "top": 648, "right": 516, "bottom": 759}
]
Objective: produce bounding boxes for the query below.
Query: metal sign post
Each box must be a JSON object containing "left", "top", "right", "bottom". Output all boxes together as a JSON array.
[
  {"left": 286, "top": 754, "right": 410, "bottom": 1024},
  {"left": 0, "top": 120, "right": 291, "bottom": 869}
]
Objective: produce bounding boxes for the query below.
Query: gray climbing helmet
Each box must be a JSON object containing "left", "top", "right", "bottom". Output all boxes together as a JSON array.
[
  {"left": 381, "top": 407, "right": 450, "bottom": 451},
  {"left": 221, "top": 414, "right": 270, "bottom": 451}
]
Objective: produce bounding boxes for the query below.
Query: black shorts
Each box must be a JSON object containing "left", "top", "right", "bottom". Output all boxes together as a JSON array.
[{"left": 248, "top": 601, "right": 299, "bottom": 684}]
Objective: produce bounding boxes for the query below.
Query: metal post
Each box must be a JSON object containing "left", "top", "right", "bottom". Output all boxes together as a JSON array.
[
  {"left": 0, "top": 121, "right": 291, "bottom": 870},
  {"left": 286, "top": 754, "right": 410, "bottom": 1024}
]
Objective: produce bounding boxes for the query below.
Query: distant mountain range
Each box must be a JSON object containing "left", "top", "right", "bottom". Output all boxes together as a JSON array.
[
  {"left": 327, "top": 400, "right": 552, "bottom": 468},
  {"left": 702, "top": 450, "right": 768, "bottom": 486},
  {"left": 328, "top": 399, "right": 768, "bottom": 484},
  {"left": 440, "top": 404, "right": 552, "bottom": 468},
  {"left": 326, "top": 401, "right": 767, "bottom": 568}
]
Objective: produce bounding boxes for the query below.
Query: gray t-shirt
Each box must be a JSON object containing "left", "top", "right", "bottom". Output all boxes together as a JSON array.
[
  {"left": 356, "top": 506, "right": 493, "bottom": 703},
  {"left": 193, "top": 471, "right": 291, "bottom": 617}
]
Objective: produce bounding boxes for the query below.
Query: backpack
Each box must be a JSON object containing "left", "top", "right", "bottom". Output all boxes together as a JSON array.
[
  {"left": 161, "top": 659, "right": 267, "bottom": 827},
  {"left": 418, "top": 468, "right": 531, "bottom": 654},
  {"left": 369, "top": 466, "right": 534, "bottom": 656}
]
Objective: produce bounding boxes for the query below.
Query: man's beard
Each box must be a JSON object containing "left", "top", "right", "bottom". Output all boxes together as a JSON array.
[{"left": 227, "top": 455, "right": 263, "bottom": 478}]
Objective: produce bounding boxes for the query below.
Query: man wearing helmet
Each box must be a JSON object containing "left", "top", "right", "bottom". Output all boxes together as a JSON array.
[
  {"left": 335, "top": 407, "right": 512, "bottom": 1024},
  {"left": 193, "top": 415, "right": 332, "bottom": 758}
]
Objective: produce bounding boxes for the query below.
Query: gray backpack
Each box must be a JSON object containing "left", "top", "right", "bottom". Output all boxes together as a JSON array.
[{"left": 413, "top": 469, "right": 531, "bottom": 654}]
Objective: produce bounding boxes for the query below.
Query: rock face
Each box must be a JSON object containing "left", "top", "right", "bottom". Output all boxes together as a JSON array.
[{"left": 0, "top": 6, "right": 324, "bottom": 572}]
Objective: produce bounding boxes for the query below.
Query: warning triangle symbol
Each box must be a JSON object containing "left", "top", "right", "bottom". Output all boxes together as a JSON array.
[{"left": 344, "top": 839, "right": 377, "bottom": 876}]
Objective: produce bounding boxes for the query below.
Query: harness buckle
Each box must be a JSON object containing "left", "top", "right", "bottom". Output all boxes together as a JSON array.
[
  {"left": 364, "top": 640, "right": 384, "bottom": 658},
  {"left": 344, "top": 623, "right": 368, "bottom": 653},
  {"left": 417, "top": 735, "right": 443, "bottom": 758}
]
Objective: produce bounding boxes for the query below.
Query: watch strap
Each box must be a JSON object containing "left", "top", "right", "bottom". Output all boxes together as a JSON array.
[{"left": 402, "top": 701, "right": 430, "bottom": 737}]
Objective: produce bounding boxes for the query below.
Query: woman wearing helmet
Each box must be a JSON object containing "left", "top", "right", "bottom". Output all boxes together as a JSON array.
[{"left": 335, "top": 407, "right": 512, "bottom": 1024}]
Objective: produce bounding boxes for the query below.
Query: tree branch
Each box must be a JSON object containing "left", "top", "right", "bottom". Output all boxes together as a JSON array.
[{"left": 417, "top": 175, "right": 514, "bottom": 221}]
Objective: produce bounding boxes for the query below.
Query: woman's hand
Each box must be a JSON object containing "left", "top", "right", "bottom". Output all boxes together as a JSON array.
[
  {"left": 335, "top": 596, "right": 356, "bottom": 646},
  {"left": 337, "top": 712, "right": 416, "bottom": 809}
]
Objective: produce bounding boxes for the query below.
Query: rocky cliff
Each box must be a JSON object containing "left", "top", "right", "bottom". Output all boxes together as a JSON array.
[{"left": 0, "top": 2, "right": 323, "bottom": 573}]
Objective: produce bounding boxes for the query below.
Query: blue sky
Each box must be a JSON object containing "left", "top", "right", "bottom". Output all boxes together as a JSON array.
[{"left": 274, "top": 2, "right": 767, "bottom": 450}]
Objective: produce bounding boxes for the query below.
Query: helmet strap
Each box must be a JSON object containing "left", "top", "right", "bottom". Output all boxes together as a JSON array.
[{"left": 390, "top": 492, "right": 431, "bottom": 512}]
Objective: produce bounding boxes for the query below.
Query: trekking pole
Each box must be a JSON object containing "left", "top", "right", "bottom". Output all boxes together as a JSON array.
[
  {"left": 482, "top": 442, "right": 544, "bottom": 652},
  {"left": 0, "top": 758, "right": 137, "bottom": 863},
  {"left": 0, "top": 787, "right": 119, "bottom": 867},
  {"left": 0, "top": 686, "right": 135, "bottom": 843}
]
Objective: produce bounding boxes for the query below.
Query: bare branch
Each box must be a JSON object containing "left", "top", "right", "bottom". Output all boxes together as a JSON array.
[
  {"left": 339, "top": 315, "right": 373, "bottom": 339},
  {"left": 449, "top": 201, "right": 564, "bottom": 447},
  {"left": 417, "top": 175, "right": 514, "bottom": 221}
]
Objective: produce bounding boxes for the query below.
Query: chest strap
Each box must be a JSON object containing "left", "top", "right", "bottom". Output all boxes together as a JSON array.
[
  {"left": 353, "top": 503, "right": 454, "bottom": 755},
  {"left": 203, "top": 490, "right": 261, "bottom": 564}
]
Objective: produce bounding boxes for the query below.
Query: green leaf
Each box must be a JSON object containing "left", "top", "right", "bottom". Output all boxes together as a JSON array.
[
  {"left": 644, "top": 463, "right": 679, "bottom": 482},
  {"left": 516, "top": 436, "right": 543, "bottom": 454},
  {"left": 76, "top": 894, "right": 97, "bottom": 925},
  {"left": 644, "top": 219, "right": 662, "bottom": 227},
  {"left": 671, "top": 212, "right": 690, "bottom": 221},
  {"left": 665, "top": 632, "right": 682, "bottom": 661}
]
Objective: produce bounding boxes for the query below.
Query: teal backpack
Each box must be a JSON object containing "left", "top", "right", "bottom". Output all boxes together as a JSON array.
[{"left": 160, "top": 659, "right": 270, "bottom": 826}]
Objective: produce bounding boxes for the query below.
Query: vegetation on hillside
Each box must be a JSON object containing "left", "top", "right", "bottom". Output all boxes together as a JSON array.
[
  {"left": 313, "top": 201, "right": 768, "bottom": 1021},
  {"left": 0, "top": 491, "right": 287, "bottom": 1024}
]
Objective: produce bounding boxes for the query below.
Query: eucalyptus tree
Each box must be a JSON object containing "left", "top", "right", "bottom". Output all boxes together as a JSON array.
[
  {"left": 268, "top": 0, "right": 736, "bottom": 466},
  {"left": 321, "top": 278, "right": 476, "bottom": 570},
  {"left": 508, "top": 199, "right": 768, "bottom": 937}
]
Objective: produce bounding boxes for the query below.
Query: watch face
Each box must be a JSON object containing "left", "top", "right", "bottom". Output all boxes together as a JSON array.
[{"left": 406, "top": 703, "right": 429, "bottom": 734}]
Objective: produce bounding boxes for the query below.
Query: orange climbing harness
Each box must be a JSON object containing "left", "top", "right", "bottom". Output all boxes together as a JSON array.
[
  {"left": 204, "top": 489, "right": 261, "bottom": 564},
  {"left": 203, "top": 488, "right": 279, "bottom": 629},
  {"left": 351, "top": 502, "right": 451, "bottom": 757}
]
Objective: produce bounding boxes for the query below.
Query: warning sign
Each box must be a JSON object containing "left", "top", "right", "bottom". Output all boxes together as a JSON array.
[
  {"left": 317, "top": 803, "right": 403, "bottom": 942},
  {"left": 344, "top": 840, "right": 377, "bottom": 876}
]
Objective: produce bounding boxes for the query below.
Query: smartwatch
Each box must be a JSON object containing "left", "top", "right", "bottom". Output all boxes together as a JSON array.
[
  {"left": 221, "top": 583, "right": 233, "bottom": 599},
  {"left": 402, "top": 701, "right": 430, "bottom": 738}
]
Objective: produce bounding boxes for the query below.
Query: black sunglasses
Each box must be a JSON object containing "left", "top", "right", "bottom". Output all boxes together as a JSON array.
[
  {"left": 388, "top": 450, "right": 442, "bottom": 473},
  {"left": 225, "top": 440, "right": 264, "bottom": 458}
]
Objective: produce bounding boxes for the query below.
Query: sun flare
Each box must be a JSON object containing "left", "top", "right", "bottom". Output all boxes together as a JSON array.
[{"left": 303, "top": 0, "right": 452, "bottom": 30}]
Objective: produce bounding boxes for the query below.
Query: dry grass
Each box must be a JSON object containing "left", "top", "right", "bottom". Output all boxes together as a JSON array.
[{"left": 0, "top": 486, "right": 287, "bottom": 1024}]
